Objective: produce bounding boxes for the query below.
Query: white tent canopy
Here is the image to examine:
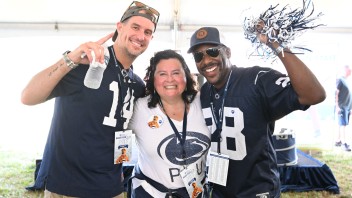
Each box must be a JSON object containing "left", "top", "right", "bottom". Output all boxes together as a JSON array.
[
  {"left": 1, "top": 0, "right": 350, "bottom": 73},
  {"left": 0, "top": 0, "right": 351, "bottom": 153}
]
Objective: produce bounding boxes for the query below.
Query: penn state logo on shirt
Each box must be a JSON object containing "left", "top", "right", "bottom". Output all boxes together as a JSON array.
[
  {"left": 147, "top": 115, "right": 163, "bottom": 129},
  {"left": 157, "top": 132, "right": 210, "bottom": 165}
]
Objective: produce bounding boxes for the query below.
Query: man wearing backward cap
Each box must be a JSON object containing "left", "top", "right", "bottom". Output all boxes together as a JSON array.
[{"left": 21, "top": 1, "right": 159, "bottom": 197}]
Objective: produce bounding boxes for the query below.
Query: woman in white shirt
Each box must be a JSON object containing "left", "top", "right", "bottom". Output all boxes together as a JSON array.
[{"left": 128, "top": 49, "right": 211, "bottom": 198}]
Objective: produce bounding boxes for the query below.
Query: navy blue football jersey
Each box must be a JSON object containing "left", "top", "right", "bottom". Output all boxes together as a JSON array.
[
  {"left": 45, "top": 46, "right": 145, "bottom": 197},
  {"left": 200, "top": 66, "right": 309, "bottom": 198}
]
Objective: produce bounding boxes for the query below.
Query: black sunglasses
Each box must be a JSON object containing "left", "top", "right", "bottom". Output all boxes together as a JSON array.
[
  {"left": 126, "top": 1, "right": 160, "bottom": 24},
  {"left": 193, "top": 46, "right": 223, "bottom": 63}
]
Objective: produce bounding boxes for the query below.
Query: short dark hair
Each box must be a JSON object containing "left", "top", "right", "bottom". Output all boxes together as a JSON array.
[{"left": 144, "top": 49, "right": 198, "bottom": 108}]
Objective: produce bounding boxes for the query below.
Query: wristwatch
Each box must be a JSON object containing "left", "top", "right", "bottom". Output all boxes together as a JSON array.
[{"left": 62, "top": 50, "right": 79, "bottom": 69}]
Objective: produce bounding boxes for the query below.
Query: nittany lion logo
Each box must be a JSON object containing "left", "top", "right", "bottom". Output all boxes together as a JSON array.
[
  {"left": 148, "top": 115, "right": 163, "bottom": 129},
  {"left": 157, "top": 132, "right": 210, "bottom": 165}
]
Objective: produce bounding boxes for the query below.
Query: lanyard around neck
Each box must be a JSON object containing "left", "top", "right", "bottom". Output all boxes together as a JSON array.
[
  {"left": 210, "top": 70, "right": 232, "bottom": 154},
  {"left": 110, "top": 46, "right": 133, "bottom": 84},
  {"left": 110, "top": 46, "right": 133, "bottom": 128},
  {"left": 159, "top": 101, "right": 187, "bottom": 145},
  {"left": 159, "top": 100, "right": 187, "bottom": 160}
]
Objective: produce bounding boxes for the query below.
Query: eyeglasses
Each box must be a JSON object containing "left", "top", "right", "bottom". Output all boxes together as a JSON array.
[
  {"left": 123, "top": 1, "right": 160, "bottom": 25},
  {"left": 193, "top": 46, "right": 223, "bottom": 63}
]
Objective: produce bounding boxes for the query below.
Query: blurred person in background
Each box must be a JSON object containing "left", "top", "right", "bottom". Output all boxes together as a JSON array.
[{"left": 335, "top": 65, "right": 352, "bottom": 152}]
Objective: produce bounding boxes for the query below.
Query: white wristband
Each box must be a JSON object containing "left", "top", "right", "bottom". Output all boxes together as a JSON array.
[{"left": 275, "top": 45, "right": 284, "bottom": 56}]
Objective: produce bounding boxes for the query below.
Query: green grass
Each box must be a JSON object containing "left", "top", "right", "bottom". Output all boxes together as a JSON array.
[
  {"left": 0, "top": 149, "right": 43, "bottom": 198},
  {"left": 281, "top": 148, "right": 352, "bottom": 198},
  {"left": 0, "top": 146, "right": 351, "bottom": 198}
]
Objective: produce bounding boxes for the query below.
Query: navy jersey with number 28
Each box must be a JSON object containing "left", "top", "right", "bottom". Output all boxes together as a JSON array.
[{"left": 200, "top": 66, "right": 308, "bottom": 198}]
